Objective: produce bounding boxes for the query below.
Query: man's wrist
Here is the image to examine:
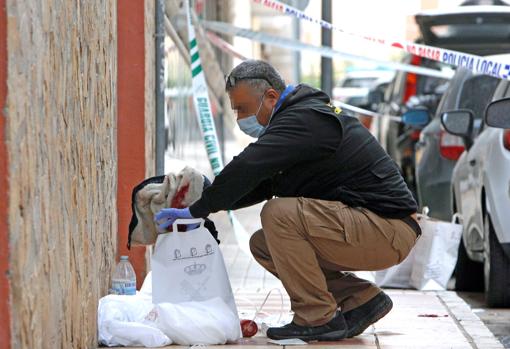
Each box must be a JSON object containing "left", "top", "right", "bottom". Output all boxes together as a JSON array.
[
  {"left": 183, "top": 207, "right": 193, "bottom": 218},
  {"left": 189, "top": 201, "right": 209, "bottom": 218}
]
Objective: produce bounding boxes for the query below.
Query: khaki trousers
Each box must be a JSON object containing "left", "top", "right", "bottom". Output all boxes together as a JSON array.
[{"left": 250, "top": 197, "right": 417, "bottom": 327}]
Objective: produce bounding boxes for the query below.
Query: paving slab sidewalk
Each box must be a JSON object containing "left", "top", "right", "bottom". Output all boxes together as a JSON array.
[
  {"left": 119, "top": 287, "right": 503, "bottom": 349},
  {"left": 113, "top": 205, "right": 504, "bottom": 349}
]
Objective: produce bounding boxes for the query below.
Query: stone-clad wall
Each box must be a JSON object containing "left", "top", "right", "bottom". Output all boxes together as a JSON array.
[{"left": 6, "top": 1, "right": 117, "bottom": 347}]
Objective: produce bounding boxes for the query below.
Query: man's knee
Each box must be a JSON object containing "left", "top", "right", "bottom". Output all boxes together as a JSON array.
[
  {"left": 249, "top": 229, "right": 265, "bottom": 255},
  {"left": 260, "top": 199, "right": 279, "bottom": 225},
  {"left": 260, "top": 198, "right": 298, "bottom": 228}
]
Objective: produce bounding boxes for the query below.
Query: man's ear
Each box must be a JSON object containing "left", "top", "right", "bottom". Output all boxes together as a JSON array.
[{"left": 265, "top": 88, "right": 280, "bottom": 105}]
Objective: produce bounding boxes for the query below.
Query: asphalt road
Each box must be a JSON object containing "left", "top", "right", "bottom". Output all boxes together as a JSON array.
[{"left": 458, "top": 292, "right": 510, "bottom": 348}]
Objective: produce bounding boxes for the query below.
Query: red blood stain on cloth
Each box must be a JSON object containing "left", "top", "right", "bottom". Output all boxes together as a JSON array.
[
  {"left": 171, "top": 183, "right": 190, "bottom": 208},
  {"left": 168, "top": 183, "right": 190, "bottom": 232}
]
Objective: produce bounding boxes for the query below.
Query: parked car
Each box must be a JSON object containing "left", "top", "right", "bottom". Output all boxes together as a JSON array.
[
  {"left": 442, "top": 86, "right": 510, "bottom": 306},
  {"left": 413, "top": 67, "right": 501, "bottom": 221},
  {"left": 333, "top": 70, "right": 394, "bottom": 108},
  {"left": 376, "top": 4, "right": 510, "bottom": 199},
  {"left": 354, "top": 80, "right": 393, "bottom": 134},
  {"left": 375, "top": 55, "right": 448, "bottom": 167}
]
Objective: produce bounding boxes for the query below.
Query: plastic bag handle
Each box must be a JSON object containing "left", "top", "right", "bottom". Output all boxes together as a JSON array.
[
  {"left": 451, "top": 213, "right": 463, "bottom": 224},
  {"left": 172, "top": 218, "right": 204, "bottom": 232}
]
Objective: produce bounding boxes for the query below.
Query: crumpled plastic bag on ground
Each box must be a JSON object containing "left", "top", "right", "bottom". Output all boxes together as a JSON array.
[
  {"left": 98, "top": 272, "right": 242, "bottom": 347},
  {"left": 145, "top": 297, "right": 242, "bottom": 345},
  {"left": 97, "top": 294, "right": 171, "bottom": 347}
]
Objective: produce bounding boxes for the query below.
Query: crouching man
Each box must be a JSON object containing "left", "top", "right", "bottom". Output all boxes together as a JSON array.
[{"left": 155, "top": 60, "right": 421, "bottom": 341}]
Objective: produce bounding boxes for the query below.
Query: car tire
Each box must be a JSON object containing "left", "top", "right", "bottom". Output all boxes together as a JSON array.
[
  {"left": 484, "top": 213, "right": 510, "bottom": 307},
  {"left": 455, "top": 236, "right": 484, "bottom": 292}
]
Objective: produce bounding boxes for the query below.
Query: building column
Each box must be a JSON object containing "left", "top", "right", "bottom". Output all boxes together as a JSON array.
[{"left": 117, "top": 0, "right": 150, "bottom": 288}]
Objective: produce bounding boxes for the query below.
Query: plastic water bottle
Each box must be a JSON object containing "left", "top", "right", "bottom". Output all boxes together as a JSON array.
[{"left": 111, "top": 256, "right": 136, "bottom": 295}]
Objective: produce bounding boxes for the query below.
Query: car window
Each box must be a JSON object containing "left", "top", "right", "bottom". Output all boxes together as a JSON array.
[
  {"left": 459, "top": 75, "right": 500, "bottom": 134},
  {"left": 459, "top": 75, "right": 500, "bottom": 120},
  {"left": 341, "top": 77, "right": 377, "bottom": 88},
  {"left": 434, "top": 68, "right": 472, "bottom": 118},
  {"left": 430, "top": 24, "right": 510, "bottom": 41},
  {"left": 436, "top": 79, "right": 456, "bottom": 116},
  {"left": 491, "top": 80, "right": 510, "bottom": 101},
  {"left": 416, "top": 58, "right": 450, "bottom": 95},
  {"left": 504, "top": 81, "right": 510, "bottom": 98}
]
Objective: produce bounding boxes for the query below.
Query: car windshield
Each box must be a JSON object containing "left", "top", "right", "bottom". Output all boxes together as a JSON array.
[{"left": 430, "top": 23, "right": 510, "bottom": 40}]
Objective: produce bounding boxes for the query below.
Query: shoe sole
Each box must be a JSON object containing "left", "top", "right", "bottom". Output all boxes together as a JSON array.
[
  {"left": 346, "top": 297, "right": 393, "bottom": 338},
  {"left": 268, "top": 328, "right": 348, "bottom": 342}
]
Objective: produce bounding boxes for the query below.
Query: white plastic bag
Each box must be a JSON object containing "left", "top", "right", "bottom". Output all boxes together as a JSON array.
[
  {"left": 98, "top": 273, "right": 241, "bottom": 346},
  {"left": 151, "top": 219, "right": 238, "bottom": 315},
  {"left": 145, "top": 297, "right": 242, "bottom": 345},
  {"left": 410, "top": 214, "right": 462, "bottom": 290},
  {"left": 97, "top": 294, "right": 171, "bottom": 347},
  {"left": 375, "top": 250, "right": 415, "bottom": 289}
]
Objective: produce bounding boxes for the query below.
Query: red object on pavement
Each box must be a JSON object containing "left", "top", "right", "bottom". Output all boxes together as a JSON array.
[{"left": 240, "top": 319, "right": 258, "bottom": 337}]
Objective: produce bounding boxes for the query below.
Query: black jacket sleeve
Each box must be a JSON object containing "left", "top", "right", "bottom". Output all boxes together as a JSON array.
[
  {"left": 189, "top": 112, "right": 328, "bottom": 217},
  {"left": 230, "top": 179, "right": 273, "bottom": 210}
]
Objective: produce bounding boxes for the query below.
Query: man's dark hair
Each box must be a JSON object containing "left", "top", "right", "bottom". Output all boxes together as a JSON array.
[{"left": 225, "top": 60, "right": 286, "bottom": 94}]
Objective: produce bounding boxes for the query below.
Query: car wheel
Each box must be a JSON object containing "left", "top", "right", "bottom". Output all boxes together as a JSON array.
[
  {"left": 484, "top": 213, "right": 510, "bottom": 307},
  {"left": 455, "top": 236, "right": 484, "bottom": 292}
]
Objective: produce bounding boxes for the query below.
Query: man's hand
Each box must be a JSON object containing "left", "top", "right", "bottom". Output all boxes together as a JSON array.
[{"left": 154, "top": 207, "right": 193, "bottom": 231}]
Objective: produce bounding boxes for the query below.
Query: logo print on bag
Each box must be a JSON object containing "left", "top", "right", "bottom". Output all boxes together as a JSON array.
[
  {"left": 184, "top": 262, "right": 207, "bottom": 275},
  {"left": 171, "top": 245, "right": 215, "bottom": 260}
]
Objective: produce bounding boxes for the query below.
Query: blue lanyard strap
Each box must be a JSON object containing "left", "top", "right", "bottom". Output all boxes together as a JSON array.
[{"left": 274, "top": 85, "right": 294, "bottom": 113}]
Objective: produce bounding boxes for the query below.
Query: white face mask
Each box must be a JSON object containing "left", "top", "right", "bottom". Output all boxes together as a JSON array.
[{"left": 237, "top": 95, "right": 267, "bottom": 138}]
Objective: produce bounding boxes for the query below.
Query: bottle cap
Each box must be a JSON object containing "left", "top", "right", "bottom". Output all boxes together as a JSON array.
[{"left": 120, "top": 256, "right": 129, "bottom": 261}]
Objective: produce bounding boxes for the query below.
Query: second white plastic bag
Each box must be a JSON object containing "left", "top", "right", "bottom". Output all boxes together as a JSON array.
[{"left": 410, "top": 214, "right": 463, "bottom": 290}]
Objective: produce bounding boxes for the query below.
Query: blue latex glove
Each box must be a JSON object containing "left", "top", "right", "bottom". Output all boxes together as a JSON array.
[{"left": 154, "top": 207, "right": 193, "bottom": 231}]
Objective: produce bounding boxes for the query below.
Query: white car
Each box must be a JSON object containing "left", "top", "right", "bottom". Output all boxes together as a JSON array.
[
  {"left": 332, "top": 71, "right": 394, "bottom": 107},
  {"left": 441, "top": 80, "right": 510, "bottom": 307}
]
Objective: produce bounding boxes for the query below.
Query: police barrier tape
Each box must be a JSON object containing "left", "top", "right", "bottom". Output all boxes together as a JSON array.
[
  {"left": 206, "top": 31, "right": 249, "bottom": 61},
  {"left": 333, "top": 101, "right": 402, "bottom": 122},
  {"left": 253, "top": 0, "right": 510, "bottom": 81},
  {"left": 202, "top": 24, "right": 404, "bottom": 122},
  {"left": 185, "top": 0, "right": 253, "bottom": 256},
  {"left": 202, "top": 20, "right": 452, "bottom": 80}
]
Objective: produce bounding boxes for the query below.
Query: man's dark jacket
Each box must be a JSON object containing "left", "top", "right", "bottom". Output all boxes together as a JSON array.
[{"left": 190, "top": 84, "right": 417, "bottom": 219}]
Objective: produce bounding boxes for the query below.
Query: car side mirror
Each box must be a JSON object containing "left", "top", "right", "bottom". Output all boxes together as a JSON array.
[
  {"left": 441, "top": 109, "right": 474, "bottom": 149},
  {"left": 485, "top": 97, "right": 510, "bottom": 129},
  {"left": 401, "top": 108, "right": 431, "bottom": 127}
]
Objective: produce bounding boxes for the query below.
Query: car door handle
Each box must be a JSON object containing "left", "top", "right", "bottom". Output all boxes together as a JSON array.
[{"left": 469, "top": 159, "right": 477, "bottom": 166}]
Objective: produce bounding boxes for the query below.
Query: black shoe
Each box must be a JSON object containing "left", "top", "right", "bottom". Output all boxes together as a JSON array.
[
  {"left": 266, "top": 311, "right": 347, "bottom": 341},
  {"left": 344, "top": 292, "right": 393, "bottom": 338}
]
